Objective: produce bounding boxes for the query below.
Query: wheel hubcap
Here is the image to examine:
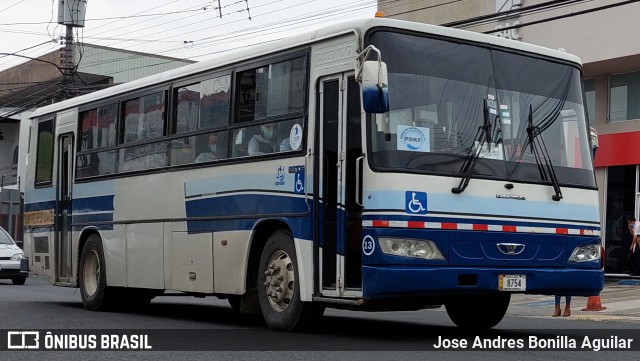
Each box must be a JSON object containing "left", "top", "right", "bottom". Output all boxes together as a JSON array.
[
  {"left": 263, "top": 250, "right": 295, "bottom": 312},
  {"left": 83, "top": 250, "right": 100, "bottom": 297}
]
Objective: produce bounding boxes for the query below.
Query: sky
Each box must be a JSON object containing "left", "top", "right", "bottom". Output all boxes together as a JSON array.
[{"left": 0, "top": 0, "right": 379, "bottom": 70}]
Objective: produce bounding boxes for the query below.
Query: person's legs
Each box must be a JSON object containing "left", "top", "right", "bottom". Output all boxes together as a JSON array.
[
  {"left": 629, "top": 248, "right": 637, "bottom": 274},
  {"left": 633, "top": 248, "right": 640, "bottom": 275},
  {"left": 553, "top": 295, "right": 561, "bottom": 317},
  {"left": 562, "top": 296, "right": 571, "bottom": 317}
]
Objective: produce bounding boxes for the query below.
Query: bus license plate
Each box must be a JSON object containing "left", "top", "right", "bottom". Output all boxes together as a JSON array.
[{"left": 499, "top": 274, "right": 526, "bottom": 291}]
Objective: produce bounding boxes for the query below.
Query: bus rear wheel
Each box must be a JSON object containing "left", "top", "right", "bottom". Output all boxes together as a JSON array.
[
  {"left": 445, "top": 293, "right": 510, "bottom": 329},
  {"left": 257, "top": 230, "right": 323, "bottom": 331},
  {"left": 79, "top": 235, "right": 118, "bottom": 311}
]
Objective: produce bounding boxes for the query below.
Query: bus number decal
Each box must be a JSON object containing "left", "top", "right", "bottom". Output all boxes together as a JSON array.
[{"left": 362, "top": 235, "right": 375, "bottom": 256}]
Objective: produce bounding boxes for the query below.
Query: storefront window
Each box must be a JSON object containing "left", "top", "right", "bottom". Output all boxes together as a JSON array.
[
  {"left": 609, "top": 71, "right": 640, "bottom": 122},
  {"left": 604, "top": 165, "right": 636, "bottom": 273}
]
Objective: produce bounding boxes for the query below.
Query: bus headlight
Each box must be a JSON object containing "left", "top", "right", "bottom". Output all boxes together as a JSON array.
[
  {"left": 568, "top": 245, "right": 600, "bottom": 263},
  {"left": 379, "top": 238, "right": 445, "bottom": 260}
]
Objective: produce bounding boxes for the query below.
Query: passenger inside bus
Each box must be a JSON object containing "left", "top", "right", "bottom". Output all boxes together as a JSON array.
[
  {"left": 248, "top": 124, "right": 280, "bottom": 155},
  {"left": 196, "top": 132, "right": 225, "bottom": 162}
]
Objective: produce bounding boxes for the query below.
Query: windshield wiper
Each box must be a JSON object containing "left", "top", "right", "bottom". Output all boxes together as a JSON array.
[
  {"left": 525, "top": 104, "right": 563, "bottom": 201},
  {"left": 452, "top": 98, "right": 496, "bottom": 194}
]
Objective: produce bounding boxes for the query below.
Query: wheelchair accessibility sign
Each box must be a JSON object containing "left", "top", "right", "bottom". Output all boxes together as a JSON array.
[
  {"left": 405, "top": 191, "right": 427, "bottom": 214},
  {"left": 289, "top": 165, "right": 305, "bottom": 194}
]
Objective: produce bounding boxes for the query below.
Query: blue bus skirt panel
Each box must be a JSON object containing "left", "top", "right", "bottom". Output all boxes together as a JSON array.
[{"left": 362, "top": 266, "right": 605, "bottom": 299}]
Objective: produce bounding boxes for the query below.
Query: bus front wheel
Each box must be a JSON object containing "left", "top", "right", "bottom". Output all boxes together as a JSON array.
[
  {"left": 257, "top": 230, "right": 323, "bottom": 331},
  {"left": 79, "top": 235, "right": 118, "bottom": 311},
  {"left": 445, "top": 293, "right": 510, "bottom": 329}
]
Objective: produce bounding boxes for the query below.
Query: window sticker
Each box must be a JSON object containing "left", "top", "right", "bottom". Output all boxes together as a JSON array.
[
  {"left": 500, "top": 104, "right": 511, "bottom": 125},
  {"left": 397, "top": 125, "right": 431, "bottom": 152},
  {"left": 289, "top": 124, "right": 303, "bottom": 150}
]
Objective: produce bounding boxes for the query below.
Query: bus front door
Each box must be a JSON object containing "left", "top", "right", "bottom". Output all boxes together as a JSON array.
[
  {"left": 317, "top": 73, "right": 363, "bottom": 297},
  {"left": 55, "top": 133, "right": 74, "bottom": 284}
]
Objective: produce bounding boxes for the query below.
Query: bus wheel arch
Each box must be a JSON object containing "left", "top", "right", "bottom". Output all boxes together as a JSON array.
[
  {"left": 240, "top": 220, "right": 292, "bottom": 314},
  {"left": 78, "top": 233, "right": 118, "bottom": 311},
  {"left": 76, "top": 228, "right": 101, "bottom": 287},
  {"left": 256, "top": 228, "right": 323, "bottom": 331}
]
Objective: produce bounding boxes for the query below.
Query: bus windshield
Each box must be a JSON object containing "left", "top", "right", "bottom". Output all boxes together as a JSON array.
[{"left": 367, "top": 30, "right": 595, "bottom": 188}]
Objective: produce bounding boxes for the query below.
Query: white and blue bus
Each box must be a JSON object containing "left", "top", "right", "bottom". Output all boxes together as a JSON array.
[{"left": 23, "top": 17, "right": 603, "bottom": 330}]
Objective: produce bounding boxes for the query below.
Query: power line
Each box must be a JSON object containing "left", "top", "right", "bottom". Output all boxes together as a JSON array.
[
  {"left": 0, "top": 53, "right": 64, "bottom": 74},
  {"left": 81, "top": 0, "right": 373, "bottom": 61},
  {"left": 0, "top": 8, "right": 220, "bottom": 26},
  {"left": 0, "top": 0, "right": 25, "bottom": 14},
  {"left": 443, "top": 0, "right": 585, "bottom": 28},
  {"left": 480, "top": 0, "right": 640, "bottom": 35}
]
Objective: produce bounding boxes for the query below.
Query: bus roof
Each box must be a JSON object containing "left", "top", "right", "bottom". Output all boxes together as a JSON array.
[{"left": 30, "top": 17, "right": 582, "bottom": 119}]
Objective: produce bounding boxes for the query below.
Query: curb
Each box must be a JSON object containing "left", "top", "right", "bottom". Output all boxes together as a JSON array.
[{"left": 618, "top": 279, "right": 640, "bottom": 286}]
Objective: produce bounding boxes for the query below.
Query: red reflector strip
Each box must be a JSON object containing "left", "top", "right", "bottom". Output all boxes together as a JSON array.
[
  {"left": 408, "top": 221, "right": 425, "bottom": 228},
  {"left": 362, "top": 219, "right": 600, "bottom": 236},
  {"left": 372, "top": 220, "right": 389, "bottom": 227},
  {"left": 473, "top": 224, "right": 489, "bottom": 231}
]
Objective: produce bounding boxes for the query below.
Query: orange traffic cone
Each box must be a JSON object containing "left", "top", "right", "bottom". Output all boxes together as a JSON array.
[{"left": 582, "top": 295, "right": 606, "bottom": 311}]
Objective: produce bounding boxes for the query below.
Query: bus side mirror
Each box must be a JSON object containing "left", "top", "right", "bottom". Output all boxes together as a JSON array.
[{"left": 361, "top": 60, "right": 389, "bottom": 114}]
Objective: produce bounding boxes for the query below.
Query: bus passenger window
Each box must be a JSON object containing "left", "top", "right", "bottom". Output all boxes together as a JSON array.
[
  {"left": 170, "top": 138, "right": 195, "bottom": 166},
  {"left": 195, "top": 131, "right": 228, "bottom": 162},
  {"left": 248, "top": 124, "right": 279, "bottom": 155}
]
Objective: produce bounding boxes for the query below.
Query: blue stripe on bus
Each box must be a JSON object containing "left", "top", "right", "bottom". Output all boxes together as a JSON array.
[
  {"left": 185, "top": 216, "right": 312, "bottom": 240},
  {"left": 185, "top": 194, "right": 309, "bottom": 218},
  {"left": 25, "top": 195, "right": 114, "bottom": 214},
  {"left": 72, "top": 195, "right": 115, "bottom": 213},
  {"left": 362, "top": 214, "right": 601, "bottom": 230},
  {"left": 185, "top": 194, "right": 313, "bottom": 239},
  {"left": 71, "top": 212, "right": 114, "bottom": 225},
  {"left": 24, "top": 201, "right": 56, "bottom": 212}
]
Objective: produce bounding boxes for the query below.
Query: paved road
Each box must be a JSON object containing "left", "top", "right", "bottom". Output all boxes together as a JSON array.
[
  {"left": 508, "top": 278, "right": 640, "bottom": 322},
  {"left": 1, "top": 276, "right": 639, "bottom": 361}
]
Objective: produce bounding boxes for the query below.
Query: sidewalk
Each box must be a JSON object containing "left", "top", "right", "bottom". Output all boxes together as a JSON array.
[{"left": 508, "top": 275, "right": 640, "bottom": 323}]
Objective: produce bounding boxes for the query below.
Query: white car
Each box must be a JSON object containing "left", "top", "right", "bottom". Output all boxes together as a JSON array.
[{"left": 0, "top": 227, "right": 28, "bottom": 285}]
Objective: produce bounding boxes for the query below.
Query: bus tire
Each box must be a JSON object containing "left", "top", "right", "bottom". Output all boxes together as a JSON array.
[
  {"left": 79, "top": 235, "right": 117, "bottom": 311},
  {"left": 12, "top": 276, "right": 26, "bottom": 285},
  {"left": 445, "top": 293, "right": 510, "bottom": 329},
  {"left": 257, "top": 230, "right": 323, "bottom": 331}
]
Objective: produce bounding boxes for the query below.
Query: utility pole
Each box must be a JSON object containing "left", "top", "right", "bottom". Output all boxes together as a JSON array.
[
  {"left": 57, "top": 0, "right": 87, "bottom": 100},
  {"left": 61, "top": 25, "right": 75, "bottom": 99}
]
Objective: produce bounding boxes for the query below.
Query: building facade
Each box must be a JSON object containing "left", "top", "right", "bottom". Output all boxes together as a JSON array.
[{"left": 377, "top": 0, "right": 640, "bottom": 273}]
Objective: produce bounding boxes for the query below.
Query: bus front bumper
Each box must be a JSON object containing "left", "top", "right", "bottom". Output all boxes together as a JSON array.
[{"left": 362, "top": 266, "right": 604, "bottom": 299}]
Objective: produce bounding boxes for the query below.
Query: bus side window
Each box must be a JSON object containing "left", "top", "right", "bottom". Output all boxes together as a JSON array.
[{"left": 233, "top": 128, "right": 252, "bottom": 157}]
